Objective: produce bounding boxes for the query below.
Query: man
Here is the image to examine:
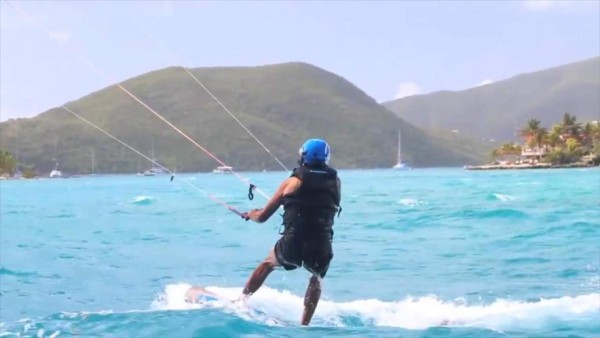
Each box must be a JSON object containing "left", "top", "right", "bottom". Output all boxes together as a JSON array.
[{"left": 240, "top": 138, "right": 341, "bottom": 326}]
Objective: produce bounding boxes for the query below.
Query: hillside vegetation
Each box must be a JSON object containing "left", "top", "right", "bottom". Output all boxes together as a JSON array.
[
  {"left": 384, "top": 57, "right": 600, "bottom": 141},
  {"left": 0, "top": 62, "right": 483, "bottom": 174}
]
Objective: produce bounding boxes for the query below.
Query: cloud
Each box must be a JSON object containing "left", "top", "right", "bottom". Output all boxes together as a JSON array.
[
  {"left": 141, "top": 1, "right": 175, "bottom": 17},
  {"left": 476, "top": 79, "right": 494, "bottom": 87},
  {"left": 0, "top": 2, "right": 81, "bottom": 34},
  {"left": 47, "top": 30, "right": 72, "bottom": 44},
  {"left": 520, "top": 0, "right": 594, "bottom": 11},
  {"left": 522, "top": 0, "right": 560, "bottom": 10},
  {"left": 0, "top": 1, "right": 39, "bottom": 30},
  {"left": 394, "top": 82, "right": 422, "bottom": 99},
  {"left": 0, "top": 14, "right": 25, "bottom": 30}
]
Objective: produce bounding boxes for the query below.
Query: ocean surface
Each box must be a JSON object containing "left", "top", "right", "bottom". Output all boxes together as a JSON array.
[{"left": 1, "top": 168, "right": 599, "bottom": 338}]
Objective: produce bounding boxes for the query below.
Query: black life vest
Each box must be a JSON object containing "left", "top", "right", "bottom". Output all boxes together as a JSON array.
[{"left": 281, "top": 164, "right": 340, "bottom": 236}]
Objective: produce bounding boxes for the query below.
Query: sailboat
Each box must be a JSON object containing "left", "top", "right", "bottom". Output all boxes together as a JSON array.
[
  {"left": 49, "top": 162, "right": 62, "bottom": 178},
  {"left": 393, "top": 130, "right": 412, "bottom": 170},
  {"left": 14, "top": 136, "right": 22, "bottom": 178},
  {"left": 90, "top": 149, "right": 95, "bottom": 175},
  {"left": 142, "top": 139, "right": 168, "bottom": 176}
]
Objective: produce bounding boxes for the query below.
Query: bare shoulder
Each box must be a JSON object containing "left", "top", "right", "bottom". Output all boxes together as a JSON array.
[{"left": 282, "top": 176, "right": 301, "bottom": 195}]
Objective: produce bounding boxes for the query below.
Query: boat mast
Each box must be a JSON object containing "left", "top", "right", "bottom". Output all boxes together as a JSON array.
[{"left": 397, "top": 130, "right": 402, "bottom": 164}]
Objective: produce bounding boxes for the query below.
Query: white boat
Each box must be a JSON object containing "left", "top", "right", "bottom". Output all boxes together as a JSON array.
[
  {"left": 142, "top": 140, "right": 169, "bottom": 176},
  {"left": 143, "top": 165, "right": 168, "bottom": 176},
  {"left": 393, "top": 130, "right": 412, "bottom": 170},
  {"left": 393, "top": 162, "right": 411, "bottom": 170},
  {"left": 212, "top": 166, "right": 233, "bottom": 174},
  {"left": 49, "top": 163, "right": 62, "bottom": 178}
]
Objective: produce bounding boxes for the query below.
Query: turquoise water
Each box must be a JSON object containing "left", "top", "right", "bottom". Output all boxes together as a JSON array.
[{"left": 1, "top": 168, "right": 599, "bottom": 338}]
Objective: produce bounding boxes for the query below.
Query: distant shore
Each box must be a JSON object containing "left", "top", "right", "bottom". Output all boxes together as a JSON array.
[{"left": 464, "top": 162, "right": 597, "bottom": 170}]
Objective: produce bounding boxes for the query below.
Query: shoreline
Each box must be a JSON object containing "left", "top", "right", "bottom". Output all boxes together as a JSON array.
[
  {"left": 464, "top": 162, "right": 597, "bottom": 170},
  {"left": 2, "top": 164, "right": 598, "bottom": 179}
]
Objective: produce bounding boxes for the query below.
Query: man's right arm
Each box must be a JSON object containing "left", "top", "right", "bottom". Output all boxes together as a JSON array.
[{"left": 335, "top": 177, "right": 342, "bottom": 207}]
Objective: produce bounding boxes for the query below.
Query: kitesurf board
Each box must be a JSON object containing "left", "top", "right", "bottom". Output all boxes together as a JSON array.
[
  {"left": 184, "top": 287, "right": 452, "bottom": 327},
  {"left": 184, "top": 286, "right": 282, "bottom": 325}
]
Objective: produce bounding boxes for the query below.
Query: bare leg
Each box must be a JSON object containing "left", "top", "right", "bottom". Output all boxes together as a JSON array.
[
  {"left": 185, "top": 287, "right": 213, "bottom": 302},
  {"left": 301, "top": 275, "right": 322, "bottom": 326},
  {"left": 241, "top": 249, "right": 279, "bottom": 299}
]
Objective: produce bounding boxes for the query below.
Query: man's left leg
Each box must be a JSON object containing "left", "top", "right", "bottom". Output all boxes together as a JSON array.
[{"left": 241, "top": 248, "right": 278, "bottom": 299}]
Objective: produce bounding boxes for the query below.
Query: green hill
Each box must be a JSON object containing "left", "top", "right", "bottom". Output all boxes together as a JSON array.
[
  {"left": 383, "top": 56, "right": 600, "bottom": 141},
  {"left": 0, "top": 62, "right": 484, "bottom": 175}
]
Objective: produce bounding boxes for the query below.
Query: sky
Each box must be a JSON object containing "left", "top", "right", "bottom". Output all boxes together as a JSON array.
[{"left": 1, "top": 0, "right": 599, "bottom": 121}]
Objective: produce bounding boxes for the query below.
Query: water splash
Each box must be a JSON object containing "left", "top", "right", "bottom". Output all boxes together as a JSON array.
[
  {"left": 151, "top": 283, "right": 600, "bottom": 331},
  {"left": 130, "top": 196, "right": 156, "bottom": 205},
  {"left": 397, "top": 198, "right": 425, "bottom": 208},
  {"left": 491, "top": 193, "right": 516, "bottom": 202}
]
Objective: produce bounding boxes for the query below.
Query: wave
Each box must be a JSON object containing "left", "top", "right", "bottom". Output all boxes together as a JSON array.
[
  {"left": 150, "top": 283, "right": 600, "bottom": 331},
  {"left": 490, "top": 193, "right": 516, "bottom": 202},
  {"left": 0, "top": 267, "right": 39, "bottom": 277},
  {"left": 130, "top": 195, "right": 156, "bottom": 205},
  {"left": 46, "top": 212, "right": 77, "bottom": 219},
  {"left": 2, "top": 283, "right": 598, "bottom": 337},
  {"left": 454, "top": 208, "right": 529, "bottom": 220},
  {"left": 397, "top": 198, "right": 426, "bottom": 208},
  {"left": 1, "top": 209, "right": 31, "bottom": 215}
]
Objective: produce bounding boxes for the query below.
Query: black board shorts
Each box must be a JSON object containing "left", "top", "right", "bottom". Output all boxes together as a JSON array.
[{"left": 274, "top": 233, "right": 333, "bottom": 278}]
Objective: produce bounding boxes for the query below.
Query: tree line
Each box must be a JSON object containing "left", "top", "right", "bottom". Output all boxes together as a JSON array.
[
  {"left": 490, "top": 113, "right": 600, "bottom": 164},
  {"left": 0, "top": 150, "right": 35, "bottom": 178}
]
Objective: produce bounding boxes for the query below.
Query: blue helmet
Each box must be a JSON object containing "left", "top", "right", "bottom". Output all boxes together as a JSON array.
[{"left": 299, "top": 138, "right": 330, "bottom": 165}]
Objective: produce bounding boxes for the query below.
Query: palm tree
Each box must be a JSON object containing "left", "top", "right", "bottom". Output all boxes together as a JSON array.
[
  {"left": 565, "top": 138, "right": 582, "bottom": 154},
  {"left": 589, "top": 121, "right": 600, "bottom": 155},
  {"left": 0, "top": 150, "right": 17, "bottom": 176},
  {"left": 519, "top": 118, "right": 549, "bottom": 157},
  {"left": 560, "top": 112, "right": 582, "bottom": 140},
  {"left": 548, "top": 124, "right": 563, "bottom": 148},
  {"left": 534, "top": 128, "right": 549, "bottom": 149},
  {"left": 581, "top": 122, "right": 596, "bottom": 151},
  {"left": 493, "top": 143, "right": 522, "bottom": 162},
  {"left": 512, "top": 143, "right": 522, "bottom": 155},
  {"left": 519, "top": 119, "right": 541, "bottom": 146}
]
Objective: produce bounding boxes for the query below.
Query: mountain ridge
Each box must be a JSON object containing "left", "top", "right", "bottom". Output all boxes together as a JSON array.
[
  {"left": 0, "top": 62, "right": 484, "bottom": 174},
  {"left": 383, "top": 56, "right": 600, "bottom": 140}
]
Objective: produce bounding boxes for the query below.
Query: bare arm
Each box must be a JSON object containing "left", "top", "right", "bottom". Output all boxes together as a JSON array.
[
  {"left": 246, "top": 177, "right": 300, "bottom": 223},
  {"left": 336, "top": 177, "right": 341, "bottom": 206}
]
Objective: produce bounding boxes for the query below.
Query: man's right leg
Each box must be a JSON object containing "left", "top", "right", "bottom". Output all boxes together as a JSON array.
[
  {"left": 301, "top": 274, "right": 322, "bottom": 326},
  {"left": 240, "top": 235, "right": 300, "bottom": 302},
  {"left": 299, "top": 236, "right": 332, "bottom": 325},
  {"left": 241, "top": 248, "right": 279, "bottom": 298}
]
